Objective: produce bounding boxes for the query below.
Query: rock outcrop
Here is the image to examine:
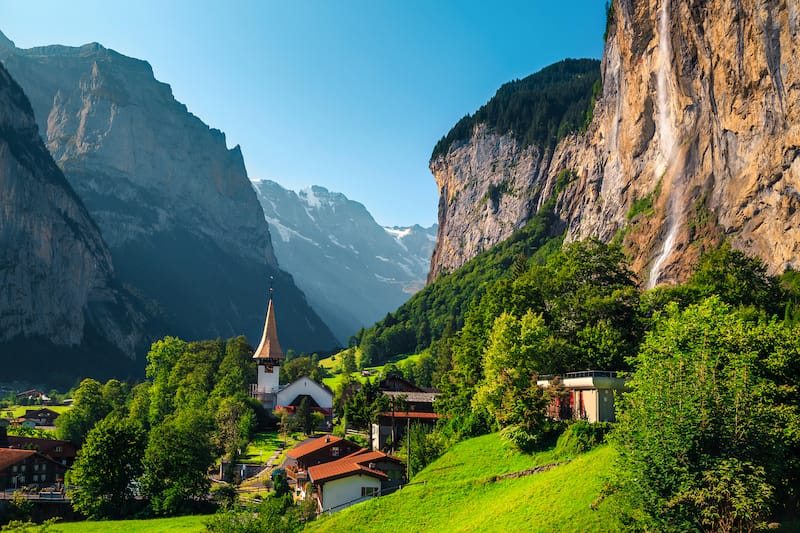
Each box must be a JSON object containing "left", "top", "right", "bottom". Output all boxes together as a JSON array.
[
  {"left": 0, "top": 32, "right": 338, "bottom": 352},
  {"left": 254, "top": 179, "right": 436, "bottom": 343},
  {"left": 429, "top": 0, "right": 800, "bottom": 286},
  {"left": 429, "top": 124, "right": 554, "bottom": 280},
  {"left": 0, "top": 61, "right": 143, "bottom": 385}
]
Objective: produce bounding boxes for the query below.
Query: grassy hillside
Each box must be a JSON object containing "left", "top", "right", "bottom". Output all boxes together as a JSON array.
[
  {"left": 54, "top": 514, "right": 208, "bottom": 532},
  {"left": 305, "top": 433, "right": 626, "bottom": 532}
]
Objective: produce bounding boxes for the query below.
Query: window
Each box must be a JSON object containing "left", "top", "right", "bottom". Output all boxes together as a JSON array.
[
  {"left": 55, "top": 446, "right": 62, "bottom": 453},
  {"left": 32, "top": 474, "right": 39, "bottom": 482},
  {"left": 12, "top": 465, "right": 18, "bottom": 473},
  {"left": 331, "top": 447, "right": 339, "bottom": 457},
  {"left": 361, "top": 486, "right": 378, "bottom": 497}
]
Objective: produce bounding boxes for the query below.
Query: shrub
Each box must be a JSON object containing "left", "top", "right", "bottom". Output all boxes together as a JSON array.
[{"left": 554, "top": 421, "right": 612, "bottom": 457}]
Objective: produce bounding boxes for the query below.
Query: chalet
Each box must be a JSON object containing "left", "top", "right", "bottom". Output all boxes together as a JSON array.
[
  {"left": 284, "top": 435, "right": 361, "bottom": 486},
  {"left": 6, "top": 436, "right": 78, "bottom": 468},
  {"left": 379, "top": 376, "right": 439, "bottom": 413},
  {"left": 0, "top": 448, "right": 67, "bottom": 490},
  {"left": 307, "top": 448, "right": 405, "bottom": 513},
  {"left": 14, "top": 389, "right": 51, "bottom": 405},
  {"left": 12, "top": 408, "right": 61, "bottom": 427},
  {"left": 537, "top": 371, "right": 629, "bottom": 423},
  {"left": 371, "top": 411, "right": 440, "bottom": 452}
]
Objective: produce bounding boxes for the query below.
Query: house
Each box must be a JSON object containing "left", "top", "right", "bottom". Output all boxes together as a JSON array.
[
  {"left": 0, "top": 448, "right": 67, "bottom": 490},
  {"left": 379, "top": 376, "right": 439, "bottom": 413},
  {"left": 6, "top": 436, "right": 79, "bottom": 468},
  {"left": 15, "top": 389, "right": 51, "bottom": 405},
  {"left": 307, "top": 448, "right": 405, "bottom": 513},
  {"left": 284, "top": 435, "right": 361, "bottom": 486},
  {"left": 11, "top": 408, "right": 61, "bottom": 427},
  {"left": 371, "top": 411, "right": 440, "bottom": 452},
  {"left": 537, "top": 371, "right": 629, "bottom": 423},
  {"left": 276, "top": 376, "right": 334, "bottom": 418}
]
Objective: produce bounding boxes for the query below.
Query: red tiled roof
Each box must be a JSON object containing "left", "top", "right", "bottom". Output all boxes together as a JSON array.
[
  {"left": 308, "top": 458, "right": 388, "bottom": 484},
  {"left": 347, "top": 449, "right": 403, "bottom": 465},
  {"left": 0, "top": 449, "right": 36, "bottom": 471},
  {"left": 285, "top": 435, "right": 346, "bottom": 460},
  {"left": 379, "top": 411, "right": 440, "bottom": 420}
]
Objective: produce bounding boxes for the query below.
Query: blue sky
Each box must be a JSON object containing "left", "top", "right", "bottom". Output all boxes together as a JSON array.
[{"left": 1, "top": 1, "right": 606, "bottom": 227}]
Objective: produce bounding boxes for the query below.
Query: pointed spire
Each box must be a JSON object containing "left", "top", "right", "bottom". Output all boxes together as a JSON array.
[{"left": 253, "top": 277, "right": 285, "bottom": 362}]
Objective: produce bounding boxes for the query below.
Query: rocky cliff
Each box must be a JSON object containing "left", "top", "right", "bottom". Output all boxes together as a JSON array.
[
  {"left": 0, "top": 32, "right": 338, "bottom": 352},
  {"left": 0, "top": 61, "right": 143, "bottom": 385},
  {"left": 430, "top": 0, "right": 800, "bottom": 286},
  {"left": 253, "top": 179, "right": 436, "bottom": 343}
]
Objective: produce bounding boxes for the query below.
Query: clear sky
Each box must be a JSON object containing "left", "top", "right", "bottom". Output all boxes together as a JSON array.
[{"left": 1, "top": 1, "right": 606, "bottom": 227}]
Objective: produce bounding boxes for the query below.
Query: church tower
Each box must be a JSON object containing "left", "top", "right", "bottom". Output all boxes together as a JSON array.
[{"left": 251, "top": 284, "right": 285, "bottom": 411}]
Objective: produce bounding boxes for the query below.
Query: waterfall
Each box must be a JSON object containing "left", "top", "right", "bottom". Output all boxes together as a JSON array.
[{"left": 648, "top": 0, "right": 681, "bottom": 288}]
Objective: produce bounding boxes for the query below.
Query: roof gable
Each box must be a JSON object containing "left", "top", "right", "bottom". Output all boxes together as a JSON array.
[
  {"left": 286, "top": 435, "right": 346, "bottom": 460},
  {"left": 308, "top": 459, "right": 388, "bottom": 484},
  {"left": 0, "top": 448, "right": 36, "bottom": 471}
]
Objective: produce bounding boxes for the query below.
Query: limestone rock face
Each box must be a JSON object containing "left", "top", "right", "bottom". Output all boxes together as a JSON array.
[
  {"left": 254, "top": 179, "right": 436, "bottom": 342},
  {"left": 428, "top": 125, "right": 552, "bottom": 281},
  {"left": 0, "top": 33, "right": 337, "bottom": 351},
  {"left": 429, "top": 0, "right": 800, "bottom": 286},
  {"left": 0, "top": 61, "right": 143, "bottom": 380}
]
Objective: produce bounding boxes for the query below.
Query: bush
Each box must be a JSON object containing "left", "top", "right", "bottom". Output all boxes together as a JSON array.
[{"left": 554, "top": 421, "right": 612, "bottom": 457}]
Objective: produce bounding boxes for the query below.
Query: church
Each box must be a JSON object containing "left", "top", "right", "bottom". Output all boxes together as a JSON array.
[{"left": 250, "top": 288, "right": 333, "bottom": 417}]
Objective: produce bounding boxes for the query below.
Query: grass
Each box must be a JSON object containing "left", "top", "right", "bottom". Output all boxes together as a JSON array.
[
  {"left": 1, "top": 405, "right": 72, "bottom": 419},
  {"left": 319, "top": 352, "right": 423, "bottom": 390},
  {"left": 304, "top": 433, "right": 627, "bottom": 532},
  {"left": 240, "top": 431, "right": 305, "bottom": 465},
  {"left": 52, "top": 514, "right": 209, "bottom": 532}
]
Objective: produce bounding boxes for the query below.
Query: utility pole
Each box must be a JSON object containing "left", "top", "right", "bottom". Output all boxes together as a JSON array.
[{"left": 406, "top": 415, "right": 411, "bottom": 480}]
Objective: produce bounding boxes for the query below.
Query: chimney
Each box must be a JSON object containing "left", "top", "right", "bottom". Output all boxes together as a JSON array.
[{"left": 325, "top": 436, "right": 330, "bottom": 443}]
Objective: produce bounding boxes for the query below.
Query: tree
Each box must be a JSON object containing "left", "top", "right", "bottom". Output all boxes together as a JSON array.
[
  {"left": 473, "top": 311, "right": 554, "bottom": 450},
  {"left": 613, "top": 297, "right": 800, "bottom": 530},
  {"left": 689, "top": 242, "right": 783, "bottom": 315},
  {"left": 55, "top": 378, "right": 111, "bottom": 444},
  {"left": 140, "top": 411, "right": 216, "bottom": 516},
  {"left": 295, "top": 397, "right": 315, "bottom": 436},
  {"left": 69, "top": 416, "right": 146, "bottom": 519}
]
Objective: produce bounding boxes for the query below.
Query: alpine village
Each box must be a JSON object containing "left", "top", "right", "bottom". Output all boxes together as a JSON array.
[{"left": 2, "top": 1, "right": 800, "bottom": 531}]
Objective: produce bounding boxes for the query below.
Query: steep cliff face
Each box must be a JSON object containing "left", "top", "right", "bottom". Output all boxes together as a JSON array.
[
  {"left": 0, "top": 33, "right": 338, "bottom": 351},
  {"left": 0, "top": 61, "right": 143, "bottom": 383},
  {"left": 429, "top": 1, "right": 800, "bottom": 286},
  {"left": 428, "top": 59, "right": 599, "bottom": 281},
  {"left": 559, "top": 0, "right": 800, "bottom": 285},
  {"left": 254, "top": 179, "right": 436, "bottom": 343},
  {"left": 429, "top": 125, "right": 552, "bottom": 280}
]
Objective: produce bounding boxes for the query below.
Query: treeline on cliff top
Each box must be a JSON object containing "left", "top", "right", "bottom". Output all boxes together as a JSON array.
[{"left": 431, "top": 58, "right": 601, "bottom": 160}]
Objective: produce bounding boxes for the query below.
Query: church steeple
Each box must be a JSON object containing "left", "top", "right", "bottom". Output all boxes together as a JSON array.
[{"left": 253, "top": 281, "right": 285, "bottom": 365}]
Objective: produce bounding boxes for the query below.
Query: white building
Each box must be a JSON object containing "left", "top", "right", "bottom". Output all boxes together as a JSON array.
[{"left": 537, "top": 371, "right": 628, "bottom": 423}]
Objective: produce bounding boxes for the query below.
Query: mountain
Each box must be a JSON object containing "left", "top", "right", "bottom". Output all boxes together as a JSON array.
[
  {"left": 0, "top": 61, "right": 144, "bottom": 386},
  {"left": 429, "top": 0, "right": 800, "bottom": 287},
  {"left": 252, "top": 179, "right": 436, "bottom": 343},
  {"left": 0, "top": 31, "right": 338, "bottom": 353},
  {"left": 428, "top": 59, "right": 600, "bottom": 281}
]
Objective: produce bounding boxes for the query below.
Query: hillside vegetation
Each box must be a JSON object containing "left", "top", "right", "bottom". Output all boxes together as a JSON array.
[
  {"left": 431, "top": 58, "right": 601, "bottom": 159},
  {"left": 306, "top": 433, "right": 625, "bottom": 533}
]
